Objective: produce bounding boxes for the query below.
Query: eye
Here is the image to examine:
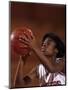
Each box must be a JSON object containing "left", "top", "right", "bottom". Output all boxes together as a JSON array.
[
  {"left": 47, "top": 42, "right": 51, "bottom": 45},
  {"left": 42, "top": 43, "right": 46, "bottom": 47}
]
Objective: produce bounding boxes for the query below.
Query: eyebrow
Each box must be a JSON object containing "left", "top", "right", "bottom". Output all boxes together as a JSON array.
[{"left": 43, "top": 39, "right": 53, "bottom": 43}]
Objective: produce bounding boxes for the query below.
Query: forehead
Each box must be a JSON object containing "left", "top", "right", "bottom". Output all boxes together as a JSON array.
[{"left": 43, "top": 37, "right": 56, "bottom": 45}]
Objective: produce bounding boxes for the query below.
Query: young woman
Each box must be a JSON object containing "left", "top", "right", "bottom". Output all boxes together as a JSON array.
[{"left": 19, "top": 33, "right": 66, "bottom": 86}]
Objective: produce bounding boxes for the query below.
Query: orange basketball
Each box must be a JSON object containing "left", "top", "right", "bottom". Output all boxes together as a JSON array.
[{"left": 11, "top": 27, "right": 33, "bottom": 56}]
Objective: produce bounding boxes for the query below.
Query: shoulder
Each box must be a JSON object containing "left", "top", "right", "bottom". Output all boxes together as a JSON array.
[
  {"left": 56, "top": 57, "right": 65, "bottom": 74},
  {"left": 36, "top": 64, "right": 47, "bottom": 78},
  {"left": 56, "top": 57, "right": 65, "bottom": 63}
]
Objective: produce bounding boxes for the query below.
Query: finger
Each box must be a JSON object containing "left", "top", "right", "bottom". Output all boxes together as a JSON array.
[
  {"left": 24, "top": 31, "right": 34, "bottom": 40},
  {"left": 19, "top": 38, "right": 30, "bottom": 46},
  {"left": 26, "top": 28, "right": 34, "bottom": 39},
  {"left": 19, "top": 35, "right": 30, "bottom": 43},
  {"left": 33, "top": 36, "right": 35, "bottom": 40},
  {"left": 19, "top": 38, "right": 29, "bottom": 43},
  {"left": 32, "top": 35, "right": 35, "bottom": 41}
]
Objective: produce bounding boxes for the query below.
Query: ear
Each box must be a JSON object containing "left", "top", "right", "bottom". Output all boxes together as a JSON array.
[{"left": 55, "top": 48, "right": 58, "bottom": 54}]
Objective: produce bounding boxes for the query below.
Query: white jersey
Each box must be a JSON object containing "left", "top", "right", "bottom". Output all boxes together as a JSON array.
[{"left": 37, "top": 63, "right": 65, "bottom": 86}]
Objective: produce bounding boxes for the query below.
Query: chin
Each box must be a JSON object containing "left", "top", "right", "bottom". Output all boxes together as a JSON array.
[
  {"left": 44, "top": 53, "right": 49, "bottom": 56},
  {"left": 44, "top": 53, "right": 52, "bottom": 56}
]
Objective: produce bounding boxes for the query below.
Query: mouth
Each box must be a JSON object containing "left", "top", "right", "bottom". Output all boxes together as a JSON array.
[
  {"left": 41, "top": 48, "right": 48, "bottom": 55},
  {"left": 41, "top": 49, "right": 46, "bottom": 53}
]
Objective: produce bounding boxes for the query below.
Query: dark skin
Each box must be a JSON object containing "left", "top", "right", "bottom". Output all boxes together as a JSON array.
[{"left": 19, "top": 35, "right": 65, "bottom": 74}]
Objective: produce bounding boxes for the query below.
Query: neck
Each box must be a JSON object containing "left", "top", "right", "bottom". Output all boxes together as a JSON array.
[{"left": 45, "top": 55, "right": 56, "bottom": 61}]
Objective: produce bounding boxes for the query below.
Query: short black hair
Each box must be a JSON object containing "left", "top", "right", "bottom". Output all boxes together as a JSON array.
[{"left": 42, "top": 33, "right": 65, "bottom": 58}]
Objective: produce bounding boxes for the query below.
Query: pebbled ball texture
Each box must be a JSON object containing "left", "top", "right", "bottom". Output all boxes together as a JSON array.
[{"left": 11, "top": 27, "right": 33, "bottom": 56}]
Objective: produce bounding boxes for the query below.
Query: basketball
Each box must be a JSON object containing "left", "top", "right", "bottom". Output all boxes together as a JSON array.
[{"left": 11, "top": 27, "right": 33, "bottom": 56}]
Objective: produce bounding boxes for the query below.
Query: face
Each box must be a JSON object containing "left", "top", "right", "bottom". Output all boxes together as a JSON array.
[{"left": 41, "top": 37, "right": 57, "bottom": 56}]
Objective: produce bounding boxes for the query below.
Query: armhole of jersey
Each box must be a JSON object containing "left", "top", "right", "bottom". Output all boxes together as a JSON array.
[{"left": 56, "top": 58, "right": 64, "bottom": 63}]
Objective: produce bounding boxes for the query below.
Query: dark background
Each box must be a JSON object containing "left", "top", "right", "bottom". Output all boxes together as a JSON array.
[{"left": 10, "top": 2, "right": 66, "bottom": 88}]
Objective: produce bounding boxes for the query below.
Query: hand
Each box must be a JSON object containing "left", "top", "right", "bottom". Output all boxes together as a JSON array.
[
  {"left": 19, "top": 34, "right": 38, "bottom": 50},
  {"left": 30, "top": 36, "right": 38, "bottom": 49}
]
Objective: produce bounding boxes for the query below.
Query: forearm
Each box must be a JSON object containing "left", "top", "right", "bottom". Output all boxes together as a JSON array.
[
  {"left": 33, "top": 47, "right": 64, "bottom": 73},
  {"left": 32, "top": 47, "right": 55, "bottom": 72}
]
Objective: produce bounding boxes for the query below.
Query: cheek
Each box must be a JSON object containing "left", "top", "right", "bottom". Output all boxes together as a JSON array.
[{"left": 47, "top": 46, "right": 55, "bottom": 54}]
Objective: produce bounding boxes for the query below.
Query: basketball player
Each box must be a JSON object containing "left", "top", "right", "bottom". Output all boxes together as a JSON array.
[{"left": 19, "top": 33, "right": 66, "bottom": 86}]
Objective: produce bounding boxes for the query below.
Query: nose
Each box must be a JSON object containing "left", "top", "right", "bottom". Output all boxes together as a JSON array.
[
  {"left": 41, "top": 44, "right": 46, "bottom": 52},
  {"left": 42, "top": 43, "right": 47, "bottom": 48}
]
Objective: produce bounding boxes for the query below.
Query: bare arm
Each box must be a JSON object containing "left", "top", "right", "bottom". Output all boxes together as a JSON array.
[
  {"left": 19, "top": 35, "right": 65, "bottom": 73},
  {"left": 33, "top": 47, "right": 65, "bottom": 73}
]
